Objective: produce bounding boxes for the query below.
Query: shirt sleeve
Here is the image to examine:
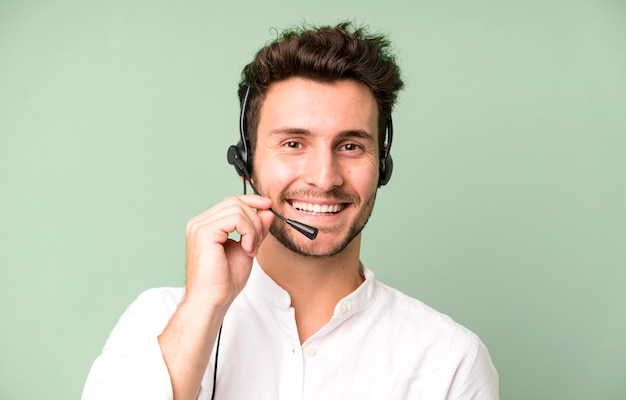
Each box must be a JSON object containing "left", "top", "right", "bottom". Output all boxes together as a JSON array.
[
  {"left": 81, "top": 288, "right": 184, "bottom": 400},
  {"left": 451, "top": 335, "right": 500, "bottom": 400}
]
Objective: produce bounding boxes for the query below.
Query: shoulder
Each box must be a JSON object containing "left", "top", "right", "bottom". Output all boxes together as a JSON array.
[
  {"left": 373, "top": 280, "right": 483, "bottom": 351},
  {"left": 104, "top": 287, "right": 185, "bottom": 348},
  {"left": 133, "top": 286, "right": 186, "bottom": 305},
  {"left": 370, "top": 281, "right": 499, "bottom": 398},
  {"left": 123, "top": 287, "right": 186, "bottom": 318},
  {"left": 371, "top": 280, "right": 468, "bottom": 338}
]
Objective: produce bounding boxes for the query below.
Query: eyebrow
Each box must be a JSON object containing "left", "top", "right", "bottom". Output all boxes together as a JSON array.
[
  {"left": 269, "top": 127, "right": 375, "bottom": 141},
  {"left": 269, "top": 127, "right": 311, "bottom": 136}
]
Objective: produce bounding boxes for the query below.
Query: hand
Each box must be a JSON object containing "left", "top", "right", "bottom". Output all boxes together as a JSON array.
[
  {"left": 158, "top": 195, "right": 274, "bottom": 400},
  {"left": 183, "top": 195, "right": 274, "bottom": 309}
]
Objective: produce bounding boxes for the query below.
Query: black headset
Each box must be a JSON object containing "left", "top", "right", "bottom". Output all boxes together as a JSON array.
[{"left": 227, "top": 86, "right": 394, "bottom": 187}]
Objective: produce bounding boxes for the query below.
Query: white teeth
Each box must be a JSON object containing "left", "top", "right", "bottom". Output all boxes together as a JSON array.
[{"left": 292, "top": 201, "right": 343, "bottom": 214}]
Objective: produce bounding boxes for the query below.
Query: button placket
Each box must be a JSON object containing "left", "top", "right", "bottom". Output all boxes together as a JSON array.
[
  {"left": 277, "top": 308, "right": 304, "bottom": 400},
  {"left": 304, "top": 346, "right": 317, "bottom": 357}
]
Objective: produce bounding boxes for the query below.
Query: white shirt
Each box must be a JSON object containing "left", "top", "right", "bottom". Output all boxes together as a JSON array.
[{"left": 82, "top": 260, "right": 499, "bottom": 399}]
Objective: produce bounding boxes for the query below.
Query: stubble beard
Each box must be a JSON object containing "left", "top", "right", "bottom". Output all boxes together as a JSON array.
[
  {"left": 270, "top": 199, "right": 373, "bottom": 258},
  {"left": 253, "top": 176, "right": 377, "bottom": 258}
]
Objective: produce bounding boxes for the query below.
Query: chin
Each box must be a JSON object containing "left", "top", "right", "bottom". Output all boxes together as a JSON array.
[{"left": 269, "top": 221, "right": 365, "bottom": 258}]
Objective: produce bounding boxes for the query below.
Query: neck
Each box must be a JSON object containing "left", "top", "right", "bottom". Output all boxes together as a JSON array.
[{"left": 256, "top": 233, "right": 364, "bottom": 343}]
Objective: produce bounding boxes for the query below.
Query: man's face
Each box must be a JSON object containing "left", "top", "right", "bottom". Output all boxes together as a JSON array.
[{"left": 252, "top": 77, "right": 380, "bottom": 257}]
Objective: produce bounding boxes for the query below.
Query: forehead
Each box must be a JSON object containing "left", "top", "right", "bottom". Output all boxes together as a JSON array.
[{"left": 257, "top": 77, "right": 379, "bottom": 139}]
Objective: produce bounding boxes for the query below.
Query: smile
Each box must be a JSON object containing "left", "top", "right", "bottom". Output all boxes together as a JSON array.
[{"left": 291, "top": 201, "right": 344, "bottom": 215}]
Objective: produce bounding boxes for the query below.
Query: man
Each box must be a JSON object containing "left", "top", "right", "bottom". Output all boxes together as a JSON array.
[{"left": 82, "top": 22, "right": 499, "bottom": 400}]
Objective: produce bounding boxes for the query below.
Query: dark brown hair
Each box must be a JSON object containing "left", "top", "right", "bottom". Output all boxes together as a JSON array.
[{"left": 239, "top": 21, "right": 404, "bottom": 152}]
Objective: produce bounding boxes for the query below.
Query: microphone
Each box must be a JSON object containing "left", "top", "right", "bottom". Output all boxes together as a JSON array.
[
  {"left": 247, "top": 180, "right": 319, "bottom": 240},
  {"left": 226, "top": 147, "right": 319, "bottom": 240}
]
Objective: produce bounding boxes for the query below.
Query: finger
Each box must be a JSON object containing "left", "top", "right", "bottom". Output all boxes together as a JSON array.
[
  {"left": 187, "top": 196, "right": 271, "bottom": 239},
  {"left": 186, "top": 196, "right": 262, "bottom": 234},
  {"left": 192, "top": 195, "right": 271, "bottom": 223},
  {"left": 190, "top": 211, "right": 261, "bottom": 256},
  {"left": 256, "top": 209, "right": 275, "bottom": 244}
]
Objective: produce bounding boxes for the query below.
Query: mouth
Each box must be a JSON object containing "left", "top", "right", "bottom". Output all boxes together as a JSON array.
[{"left": 290, "top": 200, "right": 346, "bottom": 216}]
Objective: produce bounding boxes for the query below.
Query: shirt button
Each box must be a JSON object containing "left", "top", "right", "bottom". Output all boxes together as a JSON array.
[
  {"left": 340, "top": 302, "right": 349, "bottom": 314},
  {"left": 305, "top": 347, "right": 317, "bottom": 357}
]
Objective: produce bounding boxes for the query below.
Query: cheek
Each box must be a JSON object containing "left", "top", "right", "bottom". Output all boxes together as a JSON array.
[
  {"left": 267, "top": 160, "right": 292, "bottom": 182},
  {"left": 255, "top": 158, "right": 292, "bottom": 191},
  {"left": 347, "top": 169, "right": 379, "bottom": 200}
]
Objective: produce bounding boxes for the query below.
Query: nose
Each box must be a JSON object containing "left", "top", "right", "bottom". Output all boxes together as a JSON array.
[{"left": 302, "top": 147, "right": 343, "bottom": 191}]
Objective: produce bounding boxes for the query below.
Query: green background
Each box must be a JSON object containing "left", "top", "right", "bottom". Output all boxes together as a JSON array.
[{"left": 1, "top": 0, "right": 625, "bottom": 398}]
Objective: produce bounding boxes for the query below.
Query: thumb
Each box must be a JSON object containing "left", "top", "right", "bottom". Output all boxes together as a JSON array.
[{"left": 257, "top": 209, "right": 275, "bottom": 244}]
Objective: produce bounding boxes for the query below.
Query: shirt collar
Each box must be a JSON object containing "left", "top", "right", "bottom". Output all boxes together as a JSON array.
[
  {"left": 247, "top": 258, "right": 292, "bottom": 309},
  {"left": 246, "top": 258, "right": 376, "bottom": 317}
]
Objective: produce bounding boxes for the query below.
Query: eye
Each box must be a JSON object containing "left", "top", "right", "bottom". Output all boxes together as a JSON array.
[
  {"left": 284, "top": 140, "right": 302, "bottom": 149},
  {"left": 339, "top": 142, "right": 363, "bottom": 153}
]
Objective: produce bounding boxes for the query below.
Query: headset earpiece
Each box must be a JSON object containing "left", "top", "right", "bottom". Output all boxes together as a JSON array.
[
  {"left": 227, "top": 142, "right": 249, "bottom": 178},
  {"left": 227, "top": 86, "right": 253, "bottom": 179},
  {"left": 378, "top": 116, "right": 394, "bottom": 186},
  {"left": 379, "top": 149, "right": 393, "bottom": 186}
]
